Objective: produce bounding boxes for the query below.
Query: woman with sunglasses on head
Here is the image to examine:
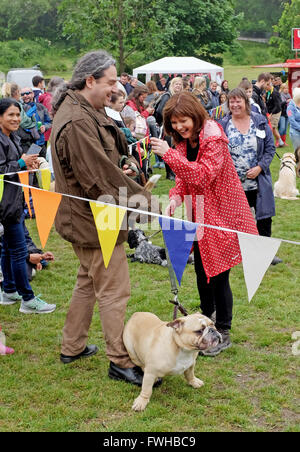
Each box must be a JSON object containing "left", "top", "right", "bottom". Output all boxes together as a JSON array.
[
  {"left": 0, "top": 98, "right": 56, "bottom": 314},
  {"left": 151, "top": 91, "right": 258, "bottom": 357}
]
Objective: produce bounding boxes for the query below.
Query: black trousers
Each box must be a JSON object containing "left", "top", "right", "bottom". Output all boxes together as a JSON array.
[
  {"left": 245, "top": 190, "right": 272, "bottom": 237},
  {"left": 193, "top": 242, "right": 233, "bottom": 331}
]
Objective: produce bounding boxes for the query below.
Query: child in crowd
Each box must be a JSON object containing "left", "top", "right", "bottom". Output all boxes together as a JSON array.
[{"left": 120, "top": 117, "right": 137, "bottom": 144}]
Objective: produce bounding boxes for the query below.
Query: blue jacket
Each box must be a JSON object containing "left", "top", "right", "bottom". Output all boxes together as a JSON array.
[
  {"left": 208, "top": 89, "right": 220, "bottom": 109},
  {"left": 287, "top": 100, "right": 300, "bottom": 135},
  {"left": 220, "top": 112, "right": 276, "bottom": 220}
]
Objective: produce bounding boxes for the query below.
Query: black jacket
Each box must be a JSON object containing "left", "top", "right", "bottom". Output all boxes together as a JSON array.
[
  {"left": 0, "top": 130, "right": 24, "bottom": 224},
  {"left": 266, "top": 88, "right": 282, "bottom": 115},
  {"left": 252, "top": 85, "right": 267, "bottom": 116}
]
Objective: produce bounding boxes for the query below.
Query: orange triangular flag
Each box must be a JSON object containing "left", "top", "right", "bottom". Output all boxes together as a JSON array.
[
  {"left": 18, "top": 171, "right": 32, "bottom": 218},
  {"left": 30, "top": 188, "right": 62, "bottom": 248}
]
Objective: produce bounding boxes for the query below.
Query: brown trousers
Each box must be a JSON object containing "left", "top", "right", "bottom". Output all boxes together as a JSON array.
[{"left": 61, "top": 243, "right": 134, "bottom": 368}]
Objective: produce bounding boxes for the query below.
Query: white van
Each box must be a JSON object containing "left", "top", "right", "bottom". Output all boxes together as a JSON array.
[{"left": 6, "top": 68, "right": 43, "bottom": 89}]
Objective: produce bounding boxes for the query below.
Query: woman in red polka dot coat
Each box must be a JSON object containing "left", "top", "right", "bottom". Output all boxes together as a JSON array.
[{"left": 151, "top": 92, "right": 258, "bottom": 356}]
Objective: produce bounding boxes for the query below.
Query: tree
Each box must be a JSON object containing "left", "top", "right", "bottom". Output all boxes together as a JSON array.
[
  {"left": 59, "top": 0, "right": 176, "bottom": 73},
  {"left": 235, "top": 0, "right": 284, "bottom": 34},
  {"left": 0, "top": 0, "right": 62, "bottom": 43},
  {"left": 270, "top": 0, "right": 300, "bottom": 60},
  {"left": 168, "top": 0, "right": 240, "bottom": 65}
]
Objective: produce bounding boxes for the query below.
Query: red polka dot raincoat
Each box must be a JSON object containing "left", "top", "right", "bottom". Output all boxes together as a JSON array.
[{"left": 163, "top": 120, "right": 258, "bottom": 279}]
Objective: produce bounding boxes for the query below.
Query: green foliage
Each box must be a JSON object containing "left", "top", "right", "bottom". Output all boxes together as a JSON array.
[
  {"left": 169, "top": 0, "right": 240, "bottom": 65},
  {"left": 223, "top": 40, "right": 274, "bottom": 66},
  {"left": 270, "top": 0, "right": 300, "bottom": 60},
  {"left": 0, "top": 39, "right": 76, "bottom": 74},
  {"left": 59, "top": 0, "right": 176, "bottom": 72},
  {"left": 235, "top": 0, "right": 284, "bottom": 33},
  {"left": 0, "top": 0, "right": 62, "bottom": 43}
]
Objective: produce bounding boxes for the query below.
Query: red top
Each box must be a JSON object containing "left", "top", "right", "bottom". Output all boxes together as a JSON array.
[
  {"left": 38, "top": 92, "right": 53, "bottom": 142},
  {"left": 163, "top": 120, "right": 258, "bottom": 279}
]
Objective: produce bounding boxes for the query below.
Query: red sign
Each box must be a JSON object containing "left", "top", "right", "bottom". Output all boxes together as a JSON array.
[{"left": 292, "top": 28, "right": 300, "bottom": 50}]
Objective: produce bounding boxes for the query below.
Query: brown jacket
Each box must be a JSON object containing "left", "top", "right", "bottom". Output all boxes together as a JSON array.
[{"left": 51, "top": 90, "right": 155, "bottom": 247}]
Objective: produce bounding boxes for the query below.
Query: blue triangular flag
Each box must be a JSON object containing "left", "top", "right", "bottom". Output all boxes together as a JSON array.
[{"left": 159, "top": 217, "right": 197, "bottom": 285}]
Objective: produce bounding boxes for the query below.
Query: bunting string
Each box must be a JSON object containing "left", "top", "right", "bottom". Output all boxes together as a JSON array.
[{"left": 3, "top": 177, "right": 300, "bottom": 247}]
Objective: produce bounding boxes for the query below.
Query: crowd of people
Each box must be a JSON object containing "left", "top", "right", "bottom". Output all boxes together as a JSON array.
[{"left": 0, "top": 53, "right": 299, "bottom": 374}]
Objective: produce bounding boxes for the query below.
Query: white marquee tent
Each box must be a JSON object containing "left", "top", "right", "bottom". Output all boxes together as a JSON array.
[{"left": 132, "top": 56, "right": 224, "bottom": 83}]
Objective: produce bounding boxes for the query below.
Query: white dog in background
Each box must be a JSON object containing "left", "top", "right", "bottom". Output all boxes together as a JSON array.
[{"left": 274, "top": 153, "right": 299, "bottom": 200}]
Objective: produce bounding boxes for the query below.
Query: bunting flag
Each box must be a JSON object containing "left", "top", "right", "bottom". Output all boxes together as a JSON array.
[
  {"left": 137, "top": 142, "right": 142, "bottom": 167},
  {"left": 89, "top": 202, "right": 126, "bottom": 268},
  {"left": 238, "top": 233, "right": 282, "bottom": 302},
  {"left": 18, "top": 171, "right": 32, "bottom": 217},
  {"left": 30, "top": 188, "right": 62, "bottom": 248},
  {"left": 159, "top": 217, "right": 197, "bottom": 285},
  {"left": 0, "top": 175, "right": 4, "bottom": 202},
  {"left": 37, "top": 168, "right": 52, "bottom": 191}
]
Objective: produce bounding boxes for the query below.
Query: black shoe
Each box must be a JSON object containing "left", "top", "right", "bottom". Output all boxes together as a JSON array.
[
  {"left": 108, "top": 362, "right": 144, "bottom": 386},
  {"left": 271, "top": 256, "right": 283, "bottom": 265},
  {"left": 60, "top": 345, "right": 99, "bottom": 364}
]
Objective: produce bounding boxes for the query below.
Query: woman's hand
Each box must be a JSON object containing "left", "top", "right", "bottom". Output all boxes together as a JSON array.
[
  {"left": 21, "top": 153, "right": 39, "bottom": 170},
  {"left": 150, "top": 137, "right": 169, "bottom": 157},
  {"left": 247, "top": 165, "right": 262, "bottom": 179},
  {"left": 165, "top": 199, "right": 177, "bottom": 217}
]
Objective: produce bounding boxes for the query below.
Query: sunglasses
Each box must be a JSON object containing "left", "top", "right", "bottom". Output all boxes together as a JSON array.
[{"left": 21, "top": 92, "right": 32, "bottom": 96}]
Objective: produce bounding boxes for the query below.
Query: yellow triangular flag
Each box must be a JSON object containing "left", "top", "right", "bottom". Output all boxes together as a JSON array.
[
  {"left": 37, "top": 169, "right": 51, "bottom": 191},
  {"left": 0, "top": 175, "right": 4, "bottom": 202},
  {"left": 89, "top": 201, "right": 126, "bottom": 268},
  {"left": 18, "top": 171, "right": 32, "bottom": 217}
]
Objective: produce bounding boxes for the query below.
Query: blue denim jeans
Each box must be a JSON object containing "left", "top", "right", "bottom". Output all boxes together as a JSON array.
[
  {"left": 278, "top": 116, "right": 288, "bottom": 136},
  {"left": 1, "top": 218, "right": 34, "bottom": 302}
]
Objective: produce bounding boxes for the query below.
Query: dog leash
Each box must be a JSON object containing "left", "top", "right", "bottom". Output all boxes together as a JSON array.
[{"left": 162, "top": 237, "right": 188, "bottom": 320}]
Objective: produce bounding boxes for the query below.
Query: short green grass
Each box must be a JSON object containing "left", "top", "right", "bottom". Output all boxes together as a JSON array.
[{"left": 0, "top": 102, "right": 299, "bottom": 433}]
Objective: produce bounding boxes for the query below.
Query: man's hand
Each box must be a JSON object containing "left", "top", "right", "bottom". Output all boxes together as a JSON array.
[{"left": 122, "top": 163, "right": 138, "bottom": 177}]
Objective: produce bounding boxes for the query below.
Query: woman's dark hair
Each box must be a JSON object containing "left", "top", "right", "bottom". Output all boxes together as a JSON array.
[
  {"left": 227, "top": 88, "right": 251, "bottom": 115},
  {"left": 163, "top": 91, "right": 209, "bottom": 144},
  {"left": 52, "top": 49, "right": 116, "bottom": 115},
  {"left": 0, "top": 98, "right": 21, "bottom": 115},
  {"left": 127, "top": 86, "right": 149, "bottom": 112}
]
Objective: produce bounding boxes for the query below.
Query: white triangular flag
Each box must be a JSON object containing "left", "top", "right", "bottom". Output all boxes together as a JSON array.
[{"left": 238, "top": 233, "right": 282, "bottom": 302}]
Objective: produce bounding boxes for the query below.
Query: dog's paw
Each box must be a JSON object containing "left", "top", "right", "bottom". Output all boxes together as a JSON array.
[
  {"left": 132, "top": 396, "right": 149, "bottom": 412},
  {"left": 190, "top": 377, "right": 204, "bottom": 389}
]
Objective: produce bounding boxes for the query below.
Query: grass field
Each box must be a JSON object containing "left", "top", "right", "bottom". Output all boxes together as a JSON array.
[
  {"left": 1, "top": 57, "right": 300, "bottom": 431},
  {"left": 0, "top": 139, "right": 299, "bottom": 432}
]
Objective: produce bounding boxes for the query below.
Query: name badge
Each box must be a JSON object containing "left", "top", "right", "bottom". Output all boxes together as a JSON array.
[{"left": 256, "top": 129, "right": 266, "bottom": 139}]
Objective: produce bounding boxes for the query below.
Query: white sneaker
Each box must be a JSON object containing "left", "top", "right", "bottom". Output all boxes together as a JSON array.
[
  {"left": 0, "top": 291, "right": 23, "bottom": 305},
  {"left": 19, "top": 295, "right": 56, "bottom": 314}
]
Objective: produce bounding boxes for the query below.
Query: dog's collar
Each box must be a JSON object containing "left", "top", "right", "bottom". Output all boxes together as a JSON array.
[{"left": 280, "top": 161, "right": 295, "bottom": 173}]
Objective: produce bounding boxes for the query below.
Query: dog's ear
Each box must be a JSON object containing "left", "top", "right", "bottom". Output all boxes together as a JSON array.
[
  {"left": 127, "top": 230, "right": 137, "bottom": 249},
  {"left": 166, "top": 318, "right": 184, "bottom": 332}
]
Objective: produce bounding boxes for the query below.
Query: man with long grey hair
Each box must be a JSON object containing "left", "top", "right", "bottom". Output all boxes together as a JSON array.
[{"left": 51, "top": 50, "right": 155, "bottom": 386}]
